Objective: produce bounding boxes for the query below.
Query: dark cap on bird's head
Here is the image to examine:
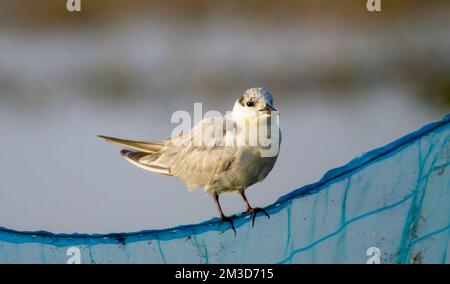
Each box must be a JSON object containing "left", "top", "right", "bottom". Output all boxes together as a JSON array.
[{"left": 235, "top": 87, "right": 277, "bottom": 115}]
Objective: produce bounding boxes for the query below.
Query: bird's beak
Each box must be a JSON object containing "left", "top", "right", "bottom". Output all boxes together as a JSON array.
[{"left": 262, "top": 103, "right": 277, "bottom": 112}]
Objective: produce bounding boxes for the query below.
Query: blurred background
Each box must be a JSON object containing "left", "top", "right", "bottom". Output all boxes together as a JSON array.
[{"left": 0, "top": 0, "right": 449, "bottom": 233}]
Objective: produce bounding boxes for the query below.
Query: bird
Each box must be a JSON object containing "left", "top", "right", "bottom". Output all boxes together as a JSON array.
[{"left": 98, "top": 87, "right": 281, "bottom": 233}]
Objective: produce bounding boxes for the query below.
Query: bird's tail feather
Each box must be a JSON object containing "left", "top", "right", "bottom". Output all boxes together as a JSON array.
[
  {"left": 120, "top": 150, "right": 171, "bottom": 176},
  {"left": 97, "top": 135, "right": 164, "bottom": 153}
]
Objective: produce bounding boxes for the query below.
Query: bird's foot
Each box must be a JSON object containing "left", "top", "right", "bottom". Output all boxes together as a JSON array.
[
  {"left": 219, "top": 215, "right": 236, "bottom": 236},
  {"left": 246, "top": 207, "right": 270, "bottom": 227}
]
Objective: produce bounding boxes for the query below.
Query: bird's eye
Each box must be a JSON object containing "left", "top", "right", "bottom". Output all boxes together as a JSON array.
[{"left": 246, "top": 101, "right": 254, "bottom": 107}]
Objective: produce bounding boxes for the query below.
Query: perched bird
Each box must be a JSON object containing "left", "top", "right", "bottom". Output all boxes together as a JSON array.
[{"left": 98, "top": 87, "right": 281, "bottom": 233}]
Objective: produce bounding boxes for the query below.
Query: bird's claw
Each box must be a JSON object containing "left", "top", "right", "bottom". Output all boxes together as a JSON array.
[
  {"left": 219, "top": 215, "right": 236, "bottom": 236},
  {"left": 246, "top": 207, "right": 270, "bottom": 227}
]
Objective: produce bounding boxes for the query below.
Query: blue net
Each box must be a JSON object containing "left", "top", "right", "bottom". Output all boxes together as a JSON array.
[{"left": 0, "top": 115, "right": 449, "bottom": 264}]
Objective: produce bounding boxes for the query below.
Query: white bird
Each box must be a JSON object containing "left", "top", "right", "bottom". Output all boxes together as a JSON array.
[{"left": 98, "top": 87, "right": 281, "bottom": 232}]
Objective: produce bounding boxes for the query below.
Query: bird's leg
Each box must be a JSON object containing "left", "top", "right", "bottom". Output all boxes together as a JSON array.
[
  {"left": 213, "top": 193, "right": 236, "bottom": 235},
  {"left": 240, "top": 191, "right": 270, "bottom": 227}
]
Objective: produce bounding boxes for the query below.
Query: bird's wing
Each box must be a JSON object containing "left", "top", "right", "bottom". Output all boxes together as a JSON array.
[{"left": 154, "top": 115, "right": 239, "bottom": 190}]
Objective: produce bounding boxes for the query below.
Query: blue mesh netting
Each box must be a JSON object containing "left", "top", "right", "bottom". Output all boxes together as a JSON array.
[{"left": 0, "top": 115, "right": 449, "bottom": 264}]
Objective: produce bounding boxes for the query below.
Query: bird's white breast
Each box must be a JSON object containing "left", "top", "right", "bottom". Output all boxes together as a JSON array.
[{"left": 204, "top": 113, "right": 280, "bottom": 194}]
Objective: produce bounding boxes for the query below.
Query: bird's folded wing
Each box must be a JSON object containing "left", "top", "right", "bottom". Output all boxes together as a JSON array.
[{"left": 156, "top": 116, "right": 238, "bottom": 190}]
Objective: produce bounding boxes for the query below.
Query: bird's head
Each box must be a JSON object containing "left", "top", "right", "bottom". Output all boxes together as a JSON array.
[{"left": 232, "top": 87, "right": 277, "bottom": 121}]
